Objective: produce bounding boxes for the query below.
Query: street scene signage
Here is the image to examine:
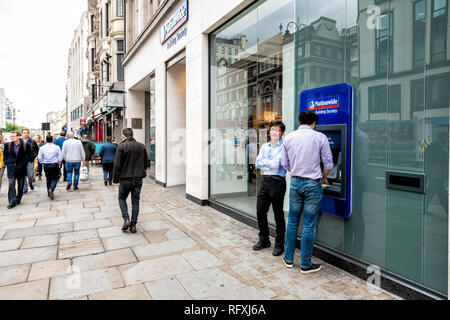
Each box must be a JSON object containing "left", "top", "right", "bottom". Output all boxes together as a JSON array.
[{"left": 160, "top": 0, "right": 188, "bottom": 44}]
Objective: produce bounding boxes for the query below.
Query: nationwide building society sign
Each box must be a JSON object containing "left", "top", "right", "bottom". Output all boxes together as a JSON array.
[
  {"left": 308, "top": 96, "right": 340, "bottom": 115},
  {"left": 160, "top": 0, "right": 188, "bottom": 45}
]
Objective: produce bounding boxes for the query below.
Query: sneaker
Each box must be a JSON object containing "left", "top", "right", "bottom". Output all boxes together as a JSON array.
[
  {"left": 300, "top": 264, "right": 322, "bottom": 274},
  {"left": 252, "top": 239, "right": 271, "bottom": 251},
  {"left": 283, "top": 257, "right": 293, "bottom": 268},
  {"left": 272, "top": 246, "right": 284, "bottom": 257}
]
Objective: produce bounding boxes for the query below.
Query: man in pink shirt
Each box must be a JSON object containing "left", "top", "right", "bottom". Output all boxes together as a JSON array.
[{"left": 282, "top": 111, "right": 333, "bottom": 274}]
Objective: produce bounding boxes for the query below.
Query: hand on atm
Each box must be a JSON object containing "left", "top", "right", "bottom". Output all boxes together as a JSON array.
[{"left": 322, "top": 170, "right": 330, "bottom": 189}]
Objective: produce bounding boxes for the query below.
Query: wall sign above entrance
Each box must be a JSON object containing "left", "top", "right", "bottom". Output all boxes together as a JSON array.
[{"left": 160, "top": 0, "right": 188, "bottom": 44}]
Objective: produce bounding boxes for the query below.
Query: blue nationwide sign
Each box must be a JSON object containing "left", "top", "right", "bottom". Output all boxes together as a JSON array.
[{"left": 160, "top": 0, "right": 188, "bottom": 44}]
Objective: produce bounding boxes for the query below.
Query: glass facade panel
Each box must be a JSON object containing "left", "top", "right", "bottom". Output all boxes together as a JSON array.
[
  {"left": 209, "top": 0, "right": 449, "bottom": 296},
  {"left": 149, "top": 75, "right": 156, "bottom": 177}
]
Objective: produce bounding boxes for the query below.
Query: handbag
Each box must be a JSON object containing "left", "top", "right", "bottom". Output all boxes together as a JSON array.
[{"left": 79, "top": 162, "right": 89, "bottom": 182}]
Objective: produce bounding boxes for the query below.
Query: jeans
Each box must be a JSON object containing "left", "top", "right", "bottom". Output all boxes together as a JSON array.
[
  {"left": 23, "top": 162, "right": 35, "bottom": 192},
  {"left": 44, "top": 163, "right": 60, "bottom": 192},
  {"left": 8, "top": 175, "right": 25, "bottom": 205},
  {"left": 284, "top": 179, "right": 323, "bottom": 269},
  {"left": 102, "top": 163, "right": 114, "bottom": 182},
  {"left": 118, "top": 178, "right": 143, "bottom": 225},
  {"left": 65, "top": 162, "right": 81, "bottom": 187},
  {"left": 256, "top": 176, "right": 286, "bottom": 247}
]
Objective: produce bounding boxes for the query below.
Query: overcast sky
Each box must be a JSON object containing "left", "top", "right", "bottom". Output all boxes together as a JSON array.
[{"left": 0, "top": 0, "right": 86, "bottom": 129}]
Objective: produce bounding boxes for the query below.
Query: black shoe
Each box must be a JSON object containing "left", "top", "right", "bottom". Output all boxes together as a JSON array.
[
  {"left": 283, "top": 257, "right": 293, "bottom": 268},
  {"left": 272, "top": 246, "right": 284, "bottom": 257},
  {"left": 6, "top": 202, "right": 16, "bottom": 209},
  {"left": 49, "top": 190, "right": 54, "bottom": 201},
  {"left": 252, "top": 238, "right": 271, "bottom": 251},
  {"left": 16, "top": 199, "right": 21, "bottom": 205},
  {"left": 66, "top": 183, "right": 72, "bottom": 190},
  {"left": 104, "top": 179, "right": 108, "bottom": 186},
  {"left": 73, "top": 186, "right": 79, "bottom": 190},
  {"left": 300, "top": 264, "right": 322, "bottom": 274},
  {"left": 30, "top": 183, "right": 34, "bottom": 190},
  {"left": 108, "top": 181, "right": 112, "bottom": 185}
]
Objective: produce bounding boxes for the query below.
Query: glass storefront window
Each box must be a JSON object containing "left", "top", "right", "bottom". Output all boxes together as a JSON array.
[{"left": 209, "top": 0, "right": 449, "bottom": 296}]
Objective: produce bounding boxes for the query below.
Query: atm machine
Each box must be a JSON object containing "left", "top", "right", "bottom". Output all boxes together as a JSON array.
[{"left": 299, "top": 83, "right": 353, "bottom": 218}]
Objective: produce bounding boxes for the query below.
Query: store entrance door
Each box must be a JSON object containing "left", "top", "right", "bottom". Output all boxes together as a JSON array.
[{"left": 166, "top": 53, "right": 186, "bottom": 189}]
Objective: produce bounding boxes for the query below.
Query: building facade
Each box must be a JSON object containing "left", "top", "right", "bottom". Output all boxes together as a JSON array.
[
  {"left": 84, "top": 0, "right": 126, "bottom": 143},
  {"left": 67, "top": 11, "right": 90, "bottom": 135},
  {"left": 0, "top": 88, "right": 15, "bottom": 129},
  {"left": 123, "top": 0, "right": 449, "bottom": 299}
]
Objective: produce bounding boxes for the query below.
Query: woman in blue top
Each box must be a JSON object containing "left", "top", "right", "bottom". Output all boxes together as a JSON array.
[{"left": 99, "top": 136, "right": 117, "bottom": 186}]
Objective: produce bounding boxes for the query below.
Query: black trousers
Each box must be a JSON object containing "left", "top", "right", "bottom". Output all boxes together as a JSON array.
[
  {"left": 44, "top": 163, "right": 60, "bottom": 192},
  {"left": 256, "top": 176, "right": 287, "bottom": 247},
  {"left": 8, "top": 175, "right": 25, "bottom": 205},
  {"left": 118, "top": 178, "right": 143, "bottom": 225}
]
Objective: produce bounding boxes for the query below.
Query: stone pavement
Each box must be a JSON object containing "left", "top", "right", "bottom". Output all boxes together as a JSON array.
[{"left": 0, "top": 166, "right": 400, "bottom": 300}]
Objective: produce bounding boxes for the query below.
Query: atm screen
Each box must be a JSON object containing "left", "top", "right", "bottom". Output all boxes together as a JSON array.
[{"left": 317, "top": 127, "right": 346, "bottom": 200}]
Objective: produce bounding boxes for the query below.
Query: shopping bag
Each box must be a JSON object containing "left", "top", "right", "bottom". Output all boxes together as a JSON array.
[{"left": 80, "top": 162, "right": 89, "bottom": 182}]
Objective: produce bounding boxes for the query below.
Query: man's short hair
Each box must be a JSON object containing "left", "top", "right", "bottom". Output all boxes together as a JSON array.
[
  {"left": 46, "top": 135, "right": 53, "bottom": 143},
  {"left": 60, "top": 131, "right": 66, "bottom": 137},
  {"left": 123, "top": 128, "right": 133, "bottom": 138},
  {"left": 22, "top": 129, "right": 30, "bottom": 134},
  {"left": 106, "top": 136, "right": 112, "bottom": 142},
  {"left": 269, "top": 121, "right": 286, "bottom": 132},
  {"left": 299, "top": 111, "right": 319, "bottom": 126},
  {"left": 10, "top": 131, "right": 18, "bottom": 137},
  {"left": 66, "top": 132, "right": 74, "bottom": 138}
]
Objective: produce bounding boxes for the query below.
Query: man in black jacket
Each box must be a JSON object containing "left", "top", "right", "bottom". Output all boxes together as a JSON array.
[
  {"left": 113, "top": 128, "right": 149, "bottom": 233},
  {"left": 3, "top": 131, "right": 32, "bottom": 208}
]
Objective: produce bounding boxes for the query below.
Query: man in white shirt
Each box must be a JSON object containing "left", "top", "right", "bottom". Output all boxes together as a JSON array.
[{"left": 62, "top": 132, "right": 85, "bottom": 191}]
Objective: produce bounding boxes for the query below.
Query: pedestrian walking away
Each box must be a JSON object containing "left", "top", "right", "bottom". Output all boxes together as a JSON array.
[
  {"left": 54, "top": 131, "right": 67, "bottom": 181},
  {"left": 62, "top": 132, "right": 85, "bottom": 191},
  {"left": 38, "top": 134, "right": 63, "bottom": 200},
  {"left": 81, "top": 134, "right": 96, "bottom": 172},
  {"left": 282, "top": 111, "right": 333, "bottom": 274},
  {"left": 21, "top": 129, "right": 39, "bottom": 194},
  {"left": 99, "top": 136, "right": 117, "bottom": 186},
  {"left": 34, "top": 135, "right": 45, "bottom": 181},
  {"left": 0, "top": 136, "right": 5, "bottom": 193},
  {"left": 113, "top": 128, "right": 149, "bottom": 234},
  {"left": 3, "top": 131, "right": 32, "bottom": 209},
  {"left": 253, "top": 121, "right": 287, "bottom": 257}
]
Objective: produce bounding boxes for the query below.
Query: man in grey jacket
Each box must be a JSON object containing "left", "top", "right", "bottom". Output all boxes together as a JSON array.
[{"left": 62, "top": 132, "right": 85, "bottom": 191}]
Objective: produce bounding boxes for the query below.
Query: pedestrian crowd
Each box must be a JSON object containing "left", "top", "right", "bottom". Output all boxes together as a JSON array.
[{"left": 0, "top": 111, "right": 332, "bottom": 274}]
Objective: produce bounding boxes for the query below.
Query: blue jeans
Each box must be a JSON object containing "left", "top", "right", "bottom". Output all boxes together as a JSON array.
[
  {"left": 284, "top": 179, "right": 323, "bottom": 269},
  {"left": 65, "top": 162, "right": 81, "bottom": 187}
]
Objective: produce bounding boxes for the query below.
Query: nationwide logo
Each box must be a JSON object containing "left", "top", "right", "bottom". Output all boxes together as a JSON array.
[
  {"left": 308, "top": 96, "right": 339, "bottom": 110},
  {"left": 160, "top": 0, "right": 188, "bottom": 44}
]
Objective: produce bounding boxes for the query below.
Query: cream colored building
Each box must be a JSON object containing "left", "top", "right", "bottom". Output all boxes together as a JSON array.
[
  {"left": 67, "top": 11, "right": 89, "bottom": 135},
  {"left": 86, "top": 0, "right": 126, "bottom": 142}
]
